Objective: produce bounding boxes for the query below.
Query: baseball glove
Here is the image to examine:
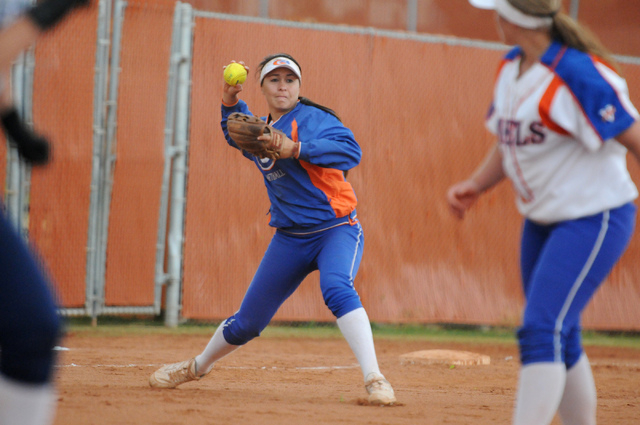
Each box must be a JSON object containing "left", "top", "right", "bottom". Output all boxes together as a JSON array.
[{"left": 226, "top": 112, "right": 293, "bottom": 160}]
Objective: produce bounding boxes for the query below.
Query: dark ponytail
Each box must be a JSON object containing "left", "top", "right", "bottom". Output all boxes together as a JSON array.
[
  {"left": 509, "top": 0, "right": 620, "bottom": 72},
  {"left": 299, "top": 97, "right": 341, "bottom": 122},
  {"left": 551, "top": 13, "right": 619, "bottom": 72}
]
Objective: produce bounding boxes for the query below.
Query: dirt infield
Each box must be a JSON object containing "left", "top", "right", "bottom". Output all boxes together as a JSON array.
[{"left": 52, "top": 329, "right": 640, "bottom": 425}]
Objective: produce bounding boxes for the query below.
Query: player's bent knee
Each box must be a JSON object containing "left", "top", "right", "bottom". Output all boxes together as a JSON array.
[
  {"left": 1, "top": 315, "right": 61, "bottom": 383},
  {"left": 325, "top": 295, "right": 362, "bottom": 318},
  {"left": 517, "top": 326, "right": 559, "bottom": 365},
  {"left": 563, "top": 327, "right": 583, "bottom": 368},
  {"left": 322, "top": 286, "right": 362, "bottom": 318},
  {"left": 221, "top": 315, "right": 263, "bottom": 346}
]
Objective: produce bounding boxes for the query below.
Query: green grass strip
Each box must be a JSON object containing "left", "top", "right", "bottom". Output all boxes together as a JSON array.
[{"left": 61, "top": 317, "right": 640, "bottom": 349}]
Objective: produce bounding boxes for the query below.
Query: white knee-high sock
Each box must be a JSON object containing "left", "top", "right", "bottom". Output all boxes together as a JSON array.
[
  {"left": 0, "top": 374, "right": 56, "bottom": 425},
  {"left": 558, "top": 354, "right": 597, "bottom": 425},
  {"left": 195, "top": 321, "right": 240, "bottom": 376},
  {"left": 336, "top": 307, "right": 382, "bottom": 381},
  {"left": 513, "top": 362, "right": 566, "bottom": 425}
]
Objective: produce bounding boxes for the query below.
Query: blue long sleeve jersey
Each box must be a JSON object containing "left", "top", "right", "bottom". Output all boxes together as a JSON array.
[{"left": 221, "top": 100, "right": 362, "bottom": 229}]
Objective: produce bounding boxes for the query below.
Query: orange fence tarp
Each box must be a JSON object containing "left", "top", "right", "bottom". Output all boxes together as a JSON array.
[
  {"left": 103, "top": 1, "right": 173, "bottom": 306},
  {"left": 29, "top": 7, "right": 97, "bottom": 308},
  {"left": 182, "top": 16, "right": 640, "bottom": 329},
  {"left": 12, "top": 1, "right": 640, "bottom": 330}
]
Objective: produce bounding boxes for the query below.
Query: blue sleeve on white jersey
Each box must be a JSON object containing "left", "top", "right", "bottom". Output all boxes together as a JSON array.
[
  {"left": 541, "top": 42, "right": 636, "bottom": 141},
  {"left": 504, "top": 46, "right": 522, "bottom": 61},
  {"left": 221, "top": 100, "right": 257, "bottom": 161},
  {"left": 295, "top": 110, "right": 361, "bottom": 171}
]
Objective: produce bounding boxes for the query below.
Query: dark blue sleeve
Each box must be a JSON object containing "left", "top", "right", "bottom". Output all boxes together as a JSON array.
[{"left": 296, "top": 113, "right": 362, "bottom": 170}]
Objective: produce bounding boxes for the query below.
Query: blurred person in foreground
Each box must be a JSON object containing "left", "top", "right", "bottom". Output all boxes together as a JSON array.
[
  {"left": 149, "top": 53, "right": 396, "bottom": 406},
  {"left": 447, "top": 1, "right": 640, "bottom": 424},
  {"left": 0, "top": 0, "right": 88, "bottom": 424}
]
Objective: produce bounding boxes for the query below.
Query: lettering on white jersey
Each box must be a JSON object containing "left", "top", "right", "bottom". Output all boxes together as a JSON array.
[{"left": 498, "top": 119, "right": 546, "bottom": 146}]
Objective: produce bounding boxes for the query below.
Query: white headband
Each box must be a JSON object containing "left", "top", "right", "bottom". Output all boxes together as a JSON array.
[
  {"left": 259, "top": 57, "right": 302, "bottom": 84},
  {"left": 469, "top": 0, "right": 554, "bottom": 29}
]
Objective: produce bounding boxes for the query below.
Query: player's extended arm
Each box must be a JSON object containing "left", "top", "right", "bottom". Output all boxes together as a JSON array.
[
  {"left": 0, "top": 0, "right": 89, "bottom": 69},
  {"left": 0, "top": 0, "right": 89, "bottom": 165},
  {"left": 468, "top": 144, "right": 506, "bottom": 191},
  {"left": 0, "top": 16, "right": 40, "bottom": 71},
  {"left": 446, "top": 144, "right": 505, "bottom": 219},
  {"left": 617, "top": 121, "right": 640, "bottom": 167}
]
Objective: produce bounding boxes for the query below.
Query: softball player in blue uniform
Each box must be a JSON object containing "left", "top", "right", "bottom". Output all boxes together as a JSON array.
[
  {"left": 150, "top": 53, "right": 396, "bottom": 405},
  {"left": 0, "top": 1, "right": 88, "bottom": 424},
  {"left": 448, "top": 1, "right": 640, "bottom": 424}
]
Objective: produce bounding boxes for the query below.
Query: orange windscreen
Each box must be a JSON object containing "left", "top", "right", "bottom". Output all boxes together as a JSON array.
[
  {"left": 13, "top": 0, "right": 640, "bottom": 330},
  {"left": 29, "top": 6, "right": 97, "bottom": 308},
  {"left": 103, "top": 1, "right": 173, "bottom": 306},
  {"left": 181, "top": 15, "right": 640, "bottom": 330}
]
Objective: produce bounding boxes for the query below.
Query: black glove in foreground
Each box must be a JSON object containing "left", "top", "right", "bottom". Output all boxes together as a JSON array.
[
  {"left": 27, "top": 0, "right": 90, "bottom": 30},
  {"left": 1, "top": 108, "right": 50, "bottom": 165}
]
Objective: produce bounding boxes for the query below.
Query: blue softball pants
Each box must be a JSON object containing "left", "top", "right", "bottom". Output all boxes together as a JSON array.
[
  {"left": 518, "top": 202, "right": 636, "bottom": 368},
  {"left": 0, "top": 211, "right": 61, "bottom": 384},
  {"left": 222, "top": 220, "right": 364, "bottom": 345}
]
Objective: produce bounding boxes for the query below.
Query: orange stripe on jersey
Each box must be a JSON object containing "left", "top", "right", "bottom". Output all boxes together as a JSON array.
[
  {"left": 291, "top": 120, "right": 298, "bottom": 142},
  {"left": 590, "top": 54, "right": 616, "bottom": 73},
  {"left": 539, "top": 76, "right": 570, "bottom": 136},
  {"left": 300, "top": 162, "right": 357, "bottom": 218},
  {"left": 291, "top": 119, "right": 357, "bottom": 218}
]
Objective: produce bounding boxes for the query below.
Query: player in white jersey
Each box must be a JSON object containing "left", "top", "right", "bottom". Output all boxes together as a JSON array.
[{"left": 447, "top": 1, "right": 640, "bottom": 424}]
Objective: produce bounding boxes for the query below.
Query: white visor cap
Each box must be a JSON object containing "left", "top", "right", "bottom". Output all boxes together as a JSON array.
[
  {"left": 259, "top": 57, "right": 302, "bottom": 85},
  {"left": 469, "top": 0, "right": 553, "bottom": 29},
  {"left": 469, "top": 0, "right": 495, "bottom": 8}
]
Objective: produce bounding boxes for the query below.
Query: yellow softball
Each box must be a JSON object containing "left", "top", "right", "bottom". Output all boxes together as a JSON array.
[{"left": 224, "top": 62, "right": 247, "bottom": 86}]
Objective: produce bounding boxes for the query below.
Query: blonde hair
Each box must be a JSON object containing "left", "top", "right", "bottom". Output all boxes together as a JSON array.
[{"left": 509, "top": 0, "right": 619, "bottom": 71}]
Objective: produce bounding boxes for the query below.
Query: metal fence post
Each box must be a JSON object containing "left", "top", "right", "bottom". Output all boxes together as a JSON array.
[
  {"left": 569, "top": 0, "right": 580, "bottom": 20},
  {"left": 164, "top": 1, "right": 194, "bottom": 327},
  {"left": 259, "top": 0, "right": 269, "bottom": 19},
  {"left": 3, "top": 1, "right": 35, "bottom": 236},
  {"left": 155, "top": 1, "right": 184, "bottom": 314},
  {"left": 86, "top": 0, "right": 113, "bottom": 322},
  {"left": 406, "top": 0, "right": 417, "bottom": 32},
  {"left": 90, "top": 0, "right": 126, "bottom": 321}
]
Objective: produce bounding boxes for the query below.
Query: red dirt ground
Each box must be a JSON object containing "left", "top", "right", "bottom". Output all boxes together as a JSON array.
[{"left": 52, "top": 332, "right": 640, "bottom": 425}]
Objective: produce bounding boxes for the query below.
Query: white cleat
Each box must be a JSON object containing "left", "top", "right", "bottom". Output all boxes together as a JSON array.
[
  {"left": 365, "top": 372, "right": 396, "bottom": 406},
  {"left": 149, "top": 358, "right": 200, "bottom": 389}
]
